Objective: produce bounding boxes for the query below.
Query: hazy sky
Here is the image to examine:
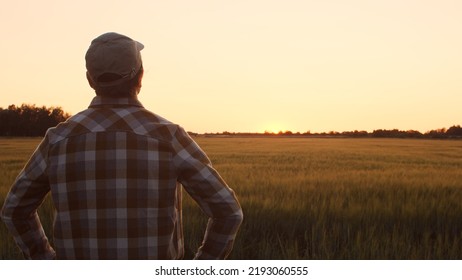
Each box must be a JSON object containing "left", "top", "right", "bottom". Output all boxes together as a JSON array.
[{"left": 1, "top": 0, "right": 461, "bottom": 133}]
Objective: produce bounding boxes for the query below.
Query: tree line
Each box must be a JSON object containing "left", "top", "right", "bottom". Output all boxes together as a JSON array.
[
  {"left": 1, "top": 104, "right": 461, "bottom": 139},
  {"left": 203, "top": 125, "right": 462, "bottom": 139},
  {"left": 0, "top": 104, "right": 70, "bottom": 137}
]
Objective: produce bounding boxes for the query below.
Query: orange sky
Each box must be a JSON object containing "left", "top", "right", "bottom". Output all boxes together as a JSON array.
[{"left": 1, "top": 0, "right": 461, "bottom": 133}]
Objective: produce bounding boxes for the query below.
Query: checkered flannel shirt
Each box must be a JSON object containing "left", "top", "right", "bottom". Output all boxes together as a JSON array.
[{"left": 1, "top": 96, "right": 243, "bottom": 259}]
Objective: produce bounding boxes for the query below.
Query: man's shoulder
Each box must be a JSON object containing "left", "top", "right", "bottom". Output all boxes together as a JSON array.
[
  {"left": 45, "top": 106, "right": 184, "bottom": 144},
  {"left": 137, "top": 107, "right": 176, "bottom": 126},
  {"left": 132, "top": 107, "right": 184, "bottom": 140}
]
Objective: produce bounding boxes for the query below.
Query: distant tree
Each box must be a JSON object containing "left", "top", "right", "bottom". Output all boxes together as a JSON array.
[
  {"left": 446, "top": 125, "right": 462, "bottom": 137},
  {"left": 187, "top": 131, "right": 198, "bottom": 137},
  {"left": 406, "top": 130, "right": 423, "bottom": 138},
  {"left": 342, "top": 130, "right": 369, "bottom": 138},
  {"left": 425, "top": 128, "right": 447, "bottom": 139},
  {"left": 372, "top": 129, "right": 408, "bottom": 138},
  {"left": 0, "top": 104, "right": 70, "bottom": 137}
]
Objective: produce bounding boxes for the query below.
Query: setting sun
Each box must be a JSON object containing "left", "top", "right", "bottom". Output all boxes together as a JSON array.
[{"left": 261, "top": 121, "right": 289, "bottom": 134}]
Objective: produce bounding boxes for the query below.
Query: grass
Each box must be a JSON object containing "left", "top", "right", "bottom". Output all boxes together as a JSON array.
[{"left": 1, "top": 137, "right": 462, "bottom": 259}]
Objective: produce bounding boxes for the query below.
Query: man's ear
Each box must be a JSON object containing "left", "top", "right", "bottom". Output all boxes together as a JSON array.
[
  {"left": 134, "top": 68, "right": 144, "bottom": 95},
  {"left": 86, "top": 72, "right": 96, "bottom": 90}
]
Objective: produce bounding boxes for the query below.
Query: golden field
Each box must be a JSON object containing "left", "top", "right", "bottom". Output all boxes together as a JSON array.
[{"left": 1, "top": 137, "right": 462, "bottom": 259}]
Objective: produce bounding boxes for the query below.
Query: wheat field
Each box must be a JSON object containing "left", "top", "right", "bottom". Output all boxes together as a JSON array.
[{"left": 1, "top": 137, "right": 462, "bottom": 259}]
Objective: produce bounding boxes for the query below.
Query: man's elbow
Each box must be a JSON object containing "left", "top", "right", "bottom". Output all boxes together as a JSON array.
[
  {"left": 0, "top": 204, "right": 14, "bottom": 226},
  {"left": 227, "top": 208, "right": 243, "bottom": 231},
  {"left": 214, "top": 208, "right": 243, "bottom": 232},
  {"left": 235, "top": 208, "right": 244, "bottom": 225},
  {"left": 0, "top": 205, "right": 9, "bottom": 221}
]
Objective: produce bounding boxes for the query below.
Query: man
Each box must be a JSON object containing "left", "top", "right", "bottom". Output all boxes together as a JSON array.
[{"left": 1, "top": 32, "right": 243, "bottom": 260}]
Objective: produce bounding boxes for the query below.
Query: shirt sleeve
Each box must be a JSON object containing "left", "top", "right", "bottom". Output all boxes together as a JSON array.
[
  {"left": 1, "top": 136, "right": 56, "bottom": 260},
  {"left": 172, "top": 127, "right": 243, "bottom": 259}
]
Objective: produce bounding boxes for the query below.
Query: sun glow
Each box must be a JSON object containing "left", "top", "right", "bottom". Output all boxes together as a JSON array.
[{"left": 261, "top": 122, "right": 288, "bottom": 134}]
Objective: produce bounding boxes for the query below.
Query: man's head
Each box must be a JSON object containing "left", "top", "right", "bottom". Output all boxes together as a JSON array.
[{"left": 85, "top": 32, "right": 144, "bottom": 97}]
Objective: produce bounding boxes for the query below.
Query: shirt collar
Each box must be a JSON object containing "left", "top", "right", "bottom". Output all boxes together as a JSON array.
[{"left": 89, "top": 96, "right": 144, "bottom": 108}]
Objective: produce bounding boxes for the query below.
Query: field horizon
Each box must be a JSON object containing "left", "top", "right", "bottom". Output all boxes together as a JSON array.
[{"left": 1, "top": 137, "right": 462, "bottom": 259}]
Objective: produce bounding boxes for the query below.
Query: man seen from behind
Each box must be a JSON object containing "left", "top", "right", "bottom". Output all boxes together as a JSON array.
[{"left": 1, "top": 32, "right": 243, "bottom": 260}]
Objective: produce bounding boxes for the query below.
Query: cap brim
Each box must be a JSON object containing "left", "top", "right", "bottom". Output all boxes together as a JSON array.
[{"left": 135, "top": 41, "right": 144, "bottom": 51}]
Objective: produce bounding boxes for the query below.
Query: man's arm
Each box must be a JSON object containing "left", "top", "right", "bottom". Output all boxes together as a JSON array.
[
  {"left": 173, "top": 128, "right": 243, "bottom": 259},
  {"left": 1, "top": 137, "right": 55, "bottom": 259}
]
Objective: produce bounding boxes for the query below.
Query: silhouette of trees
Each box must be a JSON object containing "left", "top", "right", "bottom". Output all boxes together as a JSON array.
[
  {"left": 371, "top": 129, "right": 423, "bottom": 138},
  {"left": 0, "top": 104, "right": 70, "bottom": 136},
  {"left": 201, "top": 125, "right": 462, "bottom": 139},
  {"left": 341, "top": 130, "right": 369, "bottom": 138},
  {"left": 279, "top": 130, "right": 293, "bottom": 136},
  {"left": 445, "top": 125, "right": 462, "bottom": 137},
  {"left": 1, "top": 104, "right": 461, "bottom": 140}
]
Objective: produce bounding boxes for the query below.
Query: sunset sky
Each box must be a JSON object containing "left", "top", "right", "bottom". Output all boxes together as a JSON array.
[{"left": 1, "top": 0, "right": 461, "bottom": 133}]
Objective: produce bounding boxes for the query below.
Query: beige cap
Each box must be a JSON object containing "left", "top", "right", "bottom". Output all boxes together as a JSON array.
[{"left": 85, "top": 32, "right": 144, "bottom": 87}]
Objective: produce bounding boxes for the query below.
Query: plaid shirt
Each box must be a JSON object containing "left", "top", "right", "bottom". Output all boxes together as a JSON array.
[{"left": 1, "top": 96, "right": 243, "bottom": 260}]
